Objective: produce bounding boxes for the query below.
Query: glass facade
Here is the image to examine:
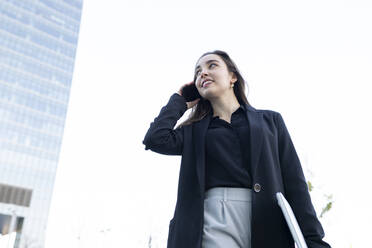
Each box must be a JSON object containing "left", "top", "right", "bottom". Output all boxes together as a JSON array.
[{"left": 0, "top": 0, "right": 83, "bottom": 247}]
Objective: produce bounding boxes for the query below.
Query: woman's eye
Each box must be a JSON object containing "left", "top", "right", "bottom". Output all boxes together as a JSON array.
[{"left": 195, "top": 63, "right": 216, "bottom": 76}]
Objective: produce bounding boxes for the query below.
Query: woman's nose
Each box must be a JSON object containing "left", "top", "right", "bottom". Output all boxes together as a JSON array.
[{"left": 201, "top": 69, "right": 209, "bottom": 77}]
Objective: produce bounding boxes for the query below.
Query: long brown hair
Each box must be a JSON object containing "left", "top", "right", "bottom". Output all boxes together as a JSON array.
[{"left": 177, "top": 50, "right": 251, "bottom": 127}]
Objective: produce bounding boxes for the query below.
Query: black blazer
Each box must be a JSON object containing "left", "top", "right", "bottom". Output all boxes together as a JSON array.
[{"left": 143, "top": 93, "right": 331, "bottom": 248}]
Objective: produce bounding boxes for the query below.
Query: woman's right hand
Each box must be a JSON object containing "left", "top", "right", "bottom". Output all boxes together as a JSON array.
[{"left": 177, "top": 81, "right": 200, "bottom": 109}]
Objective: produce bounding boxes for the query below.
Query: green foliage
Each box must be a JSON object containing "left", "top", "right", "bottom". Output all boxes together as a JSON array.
[
  {"left": 307, "top": 180, "right": 333, "bottom": 218},
  {"left": 307, "top": 180, "right": 313, "bottom": 192},
  {"left": 320, "top": 194, "right": 334, "bottom": 218}
]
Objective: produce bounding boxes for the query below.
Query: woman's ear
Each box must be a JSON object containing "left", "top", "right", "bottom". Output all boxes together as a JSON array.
[{"left": 230, "top": 72, "right": 237, "bottom": 83}]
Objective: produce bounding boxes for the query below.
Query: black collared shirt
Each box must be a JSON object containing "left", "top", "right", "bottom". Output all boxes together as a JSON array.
[{"left": 205, "top": 104, "right": 252, "bottom": 191}]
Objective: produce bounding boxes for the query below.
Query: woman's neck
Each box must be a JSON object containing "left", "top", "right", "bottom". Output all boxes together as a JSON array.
[{"left": 210, "top": 93, "right": 241, "bottom": 122}]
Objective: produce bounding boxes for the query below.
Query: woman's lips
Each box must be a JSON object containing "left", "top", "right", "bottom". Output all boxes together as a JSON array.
[{"left": 202, "top": 80, "right": 213, "bottom": 88}]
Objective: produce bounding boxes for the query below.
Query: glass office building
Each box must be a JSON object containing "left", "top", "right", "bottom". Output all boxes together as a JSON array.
[{"left": 0, "top": 0, "right": 83, "bottom": 247}]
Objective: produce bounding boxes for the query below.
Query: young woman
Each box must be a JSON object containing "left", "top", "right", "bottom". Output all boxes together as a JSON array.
[{"left": 142, "top": 50, "right": 331, "bottom": 248}]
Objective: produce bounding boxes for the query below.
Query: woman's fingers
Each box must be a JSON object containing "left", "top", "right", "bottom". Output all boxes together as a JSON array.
[
  {"left": 186, "top": 98, "right": 200, "bottom": 109},
  {"left": 178, "top": 81, "right": 195, "bottom": 96}
]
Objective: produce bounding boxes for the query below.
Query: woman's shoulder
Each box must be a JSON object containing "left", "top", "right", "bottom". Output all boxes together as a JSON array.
[
  {"left": 246, "top": 104, "right": 281, "bottom": 117},
  {"left": 258, "top": 108, "right": 281, "bottom": 116}
]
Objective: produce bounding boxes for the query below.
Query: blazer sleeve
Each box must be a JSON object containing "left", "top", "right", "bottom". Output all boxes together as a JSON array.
[
  {"left": 142, "top": 93, "right": 188, "bottom": 156},
  {"left": 275, "top": 112, "right": 332, "bottom": 248}
]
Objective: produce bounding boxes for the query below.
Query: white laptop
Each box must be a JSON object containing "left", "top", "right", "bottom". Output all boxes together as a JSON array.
[{"left": 276, "top": 192, "right": 308, "bottom": 248}]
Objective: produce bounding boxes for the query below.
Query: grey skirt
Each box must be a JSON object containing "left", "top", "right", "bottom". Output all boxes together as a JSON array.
[{"left": 202, "top": 187, "right": 253, "bottom": 248}]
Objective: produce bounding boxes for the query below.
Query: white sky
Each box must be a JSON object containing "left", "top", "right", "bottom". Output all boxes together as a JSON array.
[{"left": 45, "top": 0, "right": 372, "bottom": 247}]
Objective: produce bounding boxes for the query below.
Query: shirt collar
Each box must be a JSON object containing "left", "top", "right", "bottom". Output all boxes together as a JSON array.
[{"left": 212, "top": 103, "right": 246, "bottom": 119}]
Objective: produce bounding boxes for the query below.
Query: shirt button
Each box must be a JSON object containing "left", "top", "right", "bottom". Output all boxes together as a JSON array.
[{"left": 253, "top": 183, "right": 261, "bottom": 193}]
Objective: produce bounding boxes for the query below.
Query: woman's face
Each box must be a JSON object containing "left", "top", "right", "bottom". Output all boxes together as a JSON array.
[{"left": 194, "top": 54, "right": 237, "bottom": 100}]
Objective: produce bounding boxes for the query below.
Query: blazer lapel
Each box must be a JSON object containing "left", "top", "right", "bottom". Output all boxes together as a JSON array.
[
  {"left": 193, "top": 113, "right": 212, "bottom": 194},
  {"left": 193, "top": 104, "right": 263, "bottom": 194},
  {"left": 244, "top": 104, "right": 264, "bottom": 179}
]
